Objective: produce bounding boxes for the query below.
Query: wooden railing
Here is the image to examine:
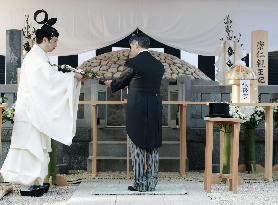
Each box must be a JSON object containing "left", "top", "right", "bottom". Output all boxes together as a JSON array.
[
  {"left": 80, "top": 100, "right": 278, "bottom": 181},
  {"left": 79, "top": 100, "right": 209, "bottom": 178}
]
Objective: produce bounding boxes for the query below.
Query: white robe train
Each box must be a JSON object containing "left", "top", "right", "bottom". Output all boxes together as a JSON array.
[{"left": 1, "top": 44, "right": 81, "bottom": 185}]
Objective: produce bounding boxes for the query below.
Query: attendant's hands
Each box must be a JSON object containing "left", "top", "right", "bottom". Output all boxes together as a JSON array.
[
  {"left": 104, "top": 80, "right": 112, "bottom": 87},
  {"left": 74, "top": 73, "right": 83, "bottom": 81},
  {"left": 75, "top": 73, "right": 91, "bottom": 81},
  {"left": 81, "top": 76, "right": 91, "bottom": 81}
]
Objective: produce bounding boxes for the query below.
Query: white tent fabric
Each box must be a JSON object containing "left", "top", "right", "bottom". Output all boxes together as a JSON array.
[{"left": 1, "top": 0, "right": 278, "bottom": 56}]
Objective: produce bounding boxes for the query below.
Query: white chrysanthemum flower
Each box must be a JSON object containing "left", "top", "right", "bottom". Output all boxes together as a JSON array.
[{"left": 229, "top": 106, "right": 264, "bottom": 128}]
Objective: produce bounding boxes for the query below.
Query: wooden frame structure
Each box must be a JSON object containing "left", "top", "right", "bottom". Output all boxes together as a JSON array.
[
  {"left": 79, "top": 101, "right": 278, "bottom": 182},
  {"left": 0, "top": 101, "right": 276, "bottom": 182},
  {"left": 79, "top": 100, "right": 209, "bottom": 178},
  {"left": 204, "top": 117, "right": 241, "bottom": 193}
]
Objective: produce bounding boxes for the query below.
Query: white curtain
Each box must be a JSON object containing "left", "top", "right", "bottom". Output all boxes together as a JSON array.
[{"left": 1, "top": 0, "right": 278, "bottom": 56}]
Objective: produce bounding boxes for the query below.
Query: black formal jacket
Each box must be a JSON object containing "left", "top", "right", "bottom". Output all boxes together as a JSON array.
[{"left": 111, "top": 51, "right": 165, "bottom": 149}]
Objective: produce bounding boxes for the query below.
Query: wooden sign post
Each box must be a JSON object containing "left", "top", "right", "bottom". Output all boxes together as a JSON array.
[{"left": 251, "top": 30, "right": 268, "bottom": 85}]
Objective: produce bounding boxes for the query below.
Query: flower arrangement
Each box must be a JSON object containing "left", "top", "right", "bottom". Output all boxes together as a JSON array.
[
  {"left": 219, "top": 105, "right": 264, "bottom": 132},
  {"left": 2, "top": 106, "right": 15, "bottom": 124},
  {"left": 272, "top": 99, "right": 278, "bottom": 128},
  {"left": 49, "top": 62, "right": 103, "bottom": 79},
  {"left": 0, "top": 96, "right": 8, "bottom": 105},
  {"left": 1, "top": 96, "right": 15, "bottom": 124},
  {"left": 230, "top": 106, "right": 264, "bottom": 129}
]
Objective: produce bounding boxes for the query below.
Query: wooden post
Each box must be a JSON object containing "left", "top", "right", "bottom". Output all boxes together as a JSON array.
[
  {"left": 179, "top": 104, "right": 187, "bottom": 177},
  {"left": 251, "top": 30, "right": 268, "bottom": 85},
  {"left": 204, "top": 121, "right": 213, "bottom": 192},
  {"left": 230, "top": 122, "right": 240, "bottom": 192},
  {"left": 264, "top": 106, "right": 273, "bottom": 181},
  {"left": 92, "top": 104, "right": 97, "bottom": 177}
]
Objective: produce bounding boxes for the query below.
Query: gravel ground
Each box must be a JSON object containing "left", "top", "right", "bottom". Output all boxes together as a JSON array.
[
  {"left": 0, "top": 184, "right": 77, "bottom": 205},
  {"left": 1, "top": 171, "right": 278, "bottom": 205},
  {"left": 207, "top": 172, "right": 278, "bottom": 205}
]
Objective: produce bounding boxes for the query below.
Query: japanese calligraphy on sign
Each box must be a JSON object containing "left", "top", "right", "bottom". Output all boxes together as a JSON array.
[
  {"left": 240, "top": 80, "right": 251, "bottom": 103},
  {"left": 251, "top": 30, "right": 268, "bottom": 85}
]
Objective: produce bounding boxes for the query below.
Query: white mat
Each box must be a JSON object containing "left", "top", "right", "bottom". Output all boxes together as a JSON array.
[
  {"left": 90, "top": 182, "right": 187, "bottom": 195},
  {"left": 66, "top": 181, "right": 216, "bottom": 205}
]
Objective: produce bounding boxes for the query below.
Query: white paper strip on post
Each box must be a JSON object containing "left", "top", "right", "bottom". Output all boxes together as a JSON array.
[{"left": 240, "top": 79, "right": 250, "bottom": 103}]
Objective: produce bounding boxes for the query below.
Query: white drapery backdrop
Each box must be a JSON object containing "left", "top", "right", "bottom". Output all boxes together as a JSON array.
[{"left": 1, "top": 0, "right": 278, "bottom": 56}]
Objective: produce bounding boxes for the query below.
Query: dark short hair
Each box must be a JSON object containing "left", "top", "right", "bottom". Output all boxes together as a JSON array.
[
  {"left": 35, "top": 25, "right": 59, "bottom": 44},
  {"left": 129, "top": 33, "right": 150, "bottom": 49}
]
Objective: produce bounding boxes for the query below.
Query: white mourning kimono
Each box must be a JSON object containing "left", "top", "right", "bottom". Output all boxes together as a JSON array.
[{"left": 1, "top": 44, "right": 81, "bottom": 185}]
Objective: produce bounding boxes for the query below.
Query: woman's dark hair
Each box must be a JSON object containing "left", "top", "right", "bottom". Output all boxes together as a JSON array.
[{"left": 129, "top": 33, "right": 150, "bottom": 49}]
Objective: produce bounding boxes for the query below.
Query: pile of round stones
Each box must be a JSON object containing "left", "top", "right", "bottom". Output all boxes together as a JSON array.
[{"left": 79, "top": 49, "right": 210, "bottom": 81}]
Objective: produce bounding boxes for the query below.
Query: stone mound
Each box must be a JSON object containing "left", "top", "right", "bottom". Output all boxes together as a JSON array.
[{"left": 79, "top": 49, "right": 210, "bottom": 81}]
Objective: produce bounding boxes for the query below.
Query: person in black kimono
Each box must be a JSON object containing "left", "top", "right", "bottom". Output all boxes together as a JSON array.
[{"left": 105, "top": 33, "right": 164, "bottom": 192}]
